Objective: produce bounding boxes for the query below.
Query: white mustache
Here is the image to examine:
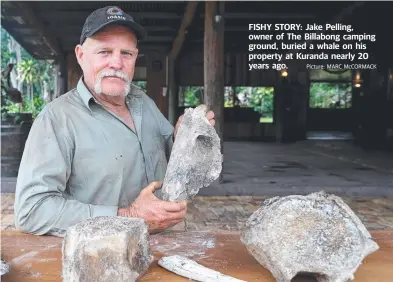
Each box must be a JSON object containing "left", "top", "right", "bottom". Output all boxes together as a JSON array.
[
  {"left": 94, "top": 70, "right": 131, "bottom": 96},
  {"left": 98, "top": 70, "right": 130, "bottom": 82}
]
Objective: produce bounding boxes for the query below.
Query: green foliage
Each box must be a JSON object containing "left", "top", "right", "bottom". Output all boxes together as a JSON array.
[
  {"left": 180, "top": 85, "right": 275, "bottom": 122},
  {"left": 247, "top": 87, "right": 275, "bottom": 118},
  {"left": 29, "top": 96, "right": 46, "bottom": 118},
  {"left": 18, "top": 59, "right": 39, "bottom": 84},
  {"left": 310, "top": 82, "right": 352, "bottom": 108},
  {"left": 183, "top": 86, "right": 203, "bottom": 107},
  {"left": 224, "top": 86, "right": 234, "bottom": 107},
  {"left": 224, "top": 86, "right": 274, "bottom": 117},
  {"left": 1, "top": 26, "right": 53, "bottom": 119},
  {"left": 224, "top": 100, "right": 233, "bottom": 107},
  {"left": 1, "top": 27, "right": 15, "bottom": 69},
  {"left": 5, "top": 96, "right": 46, "bottom": 118},
  {"left": 234, "top": 87, "right": 251, "bottom": 107},
  {"left": 134, "top": 81, "right": 146, "bottom": 92},
  {"left": 260, "top": 116, "right": 273, "bottom": 123},
  {"left": 1, "top": 95, "right": 13, "bottom": 119}
]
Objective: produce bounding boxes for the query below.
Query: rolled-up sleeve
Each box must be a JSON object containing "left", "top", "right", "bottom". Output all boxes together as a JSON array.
[{"left": 14, "top": 110, "right": 118, "bottom": 237}]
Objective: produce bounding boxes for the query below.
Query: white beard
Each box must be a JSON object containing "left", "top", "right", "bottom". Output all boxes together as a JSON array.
[{"left": 94, "top": 70, "right": 131, "bottom": 96}]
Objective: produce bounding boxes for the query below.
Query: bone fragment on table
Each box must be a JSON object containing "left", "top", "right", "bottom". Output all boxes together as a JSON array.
[
  {"left": 161, "top": 104, "right": 223, "bottom": 202},
  {"left": 62, "top": 216, "right": 152, "bottom": 282},
  {"left": 241, "top": 191, "right": 379, "bottom": 282},
  {"left": 0, "top": 259, "right": 10, "bottom": 276},
  {"left": 158, "top": 255, "right": 246, "bottom": 282}
]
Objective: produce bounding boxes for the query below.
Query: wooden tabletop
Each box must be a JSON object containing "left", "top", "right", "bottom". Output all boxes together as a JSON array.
[{"left": 1, "top": 230, "right": 392, "bottom": 281}]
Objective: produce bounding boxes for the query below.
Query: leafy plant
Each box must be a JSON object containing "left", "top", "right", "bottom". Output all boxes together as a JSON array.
[
  {"left": 134, "top": 81, "right": 146, "bottom": 92},
  {"left": 6, "top": 96, "right": 45, "bottom": 118},
  {"left": 184, "top": 86, "right": 203, "bottom": 107},
  {"left": 310, "top": 83, "right": 352, "bottom": 108},
  {"left": 1, "top": 27, "right": 16, "bottom": 69},
  {"left": 248, "top": 87, "right": 274, "bottom": 118},
  {"left": 1, "top": 27, "right": 53, "bottom": 120}
]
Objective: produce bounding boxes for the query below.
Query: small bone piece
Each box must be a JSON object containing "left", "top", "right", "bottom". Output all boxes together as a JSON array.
[
  {"left": 0, "top": 259, "right": 10, "bottom": 276},
  {"left": 241, "top": 191, "right": 379, "bottom": 282},
  {"left": 161, "top": 104, "right": 222, "bottom": 201},
  {"left": 62, "top": 216, "right": 152, "bottom": 282},
  {"left": 158, "top": 255, "right": 246, "bottom": 282}
]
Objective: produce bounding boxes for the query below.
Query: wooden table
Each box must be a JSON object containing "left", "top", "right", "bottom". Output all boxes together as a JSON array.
[{"left": 1, "top": 230, "right": 392, "bottom": 281}]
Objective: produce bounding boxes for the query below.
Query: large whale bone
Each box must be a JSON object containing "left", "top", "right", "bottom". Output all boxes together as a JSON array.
[
  {"left": 241, "top": 191, "right": 379, "bottom": 282},
  {"left": 161, "top": 104, "right": 223, "bottom": 201},
  {"left": 62, "top": 216, "right": 152, "bottom": 282}
]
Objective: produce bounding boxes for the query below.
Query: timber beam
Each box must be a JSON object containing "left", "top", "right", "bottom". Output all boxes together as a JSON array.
[
  {"left": 14, "top": 2, "right": 63, "bottom": 58},
  {"left": 169, "top": 1, "right": 199, "bottom": 61}
]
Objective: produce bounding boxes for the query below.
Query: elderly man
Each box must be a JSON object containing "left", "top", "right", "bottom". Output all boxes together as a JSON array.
[{"left": 14, "top": 6, "right": 215, "bottom": 237}]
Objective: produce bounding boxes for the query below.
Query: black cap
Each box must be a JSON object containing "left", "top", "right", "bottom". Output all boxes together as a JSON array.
[{"left": 80, "top": 6, "right": 147, "bottom": 44}]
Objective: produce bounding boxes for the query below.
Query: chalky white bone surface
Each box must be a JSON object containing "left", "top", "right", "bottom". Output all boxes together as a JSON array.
[
  {"left": 0, "top": 259, "right": 10, "bottom": 276},
  {"left": 62, "top": 216, "right": 152, "bottom": 282},
  {"left": 162, "top": 104, "right": 222, "bottom": 201},
  {"left": 241, "top": 191, "right": 379, "bottom": 282},
  {"left": 158, "top": 255, "right": 246, "bottom": 282}
]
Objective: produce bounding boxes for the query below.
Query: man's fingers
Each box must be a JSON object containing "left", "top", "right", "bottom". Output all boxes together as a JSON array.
[
  {"left": 206, "top": 111, "right": 215, "bottom": 120},
  {"left": 206, "top": 111, "right": 215, "bottom": 127},
  {"left": 149, "top": 219, "right": 183, "bottom": 233},
  {"left": 164, "top": 210, "right": 187, "bottom": 221},
  {"left": 166, "top": 219, "right": 184, "bottom": 228},
  {"left": 162, "top": 200, "right": 187, "bottom": 212},
  {"left": 144, "top": 181, "right": 162, "bottom": 194},
  {"left": 174, "top": 114, "right": 184, "bottom": 137},
  {"left": 176, "top": 114, "right": 184, "bottom": 126}
]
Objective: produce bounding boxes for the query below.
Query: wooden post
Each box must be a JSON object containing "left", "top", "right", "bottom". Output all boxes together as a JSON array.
[
  {"left": 167, "top": 58, "right": 177, "bottom": 124},
  {"left": 53, "top": 55, "right": 67, "bottom": 99},
  {"left": 204, "top": 1, "right": 225, "bottom": 182},
  {"left": 67, "top": 53, "right": 82, "bottom": 91},
  {"left": 168, "top": 2, "right": 199, "bottom": 125},
  {"left": 146, "top": 51, "right": 168, "bottom": 117}
]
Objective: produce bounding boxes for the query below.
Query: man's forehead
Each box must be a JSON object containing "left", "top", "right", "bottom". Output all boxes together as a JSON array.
[
  {"left": 89, "top": 25, "right": 137, "bottom": 41},
  {"left": 101, "top": 24, "right": 136, "bottom": 34},
  {"left": 83, "top": 27, "right": 137, "bottom": 47}
]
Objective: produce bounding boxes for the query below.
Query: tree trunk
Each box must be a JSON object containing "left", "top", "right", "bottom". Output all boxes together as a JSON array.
[
  {"left": 42, "top": 80, "right": 50, "bottom": 102},
  {"left": 8, "top": 38, "right": 23, "bottom": 92},
  {"left": 16, "top": 45, "right": 23, "bottom": 92},
  {"left": 30, "top": 84, "right": 34, "bottom": 111}
]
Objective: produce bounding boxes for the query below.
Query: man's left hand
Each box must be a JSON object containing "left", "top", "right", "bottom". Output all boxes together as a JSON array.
[{"left": 174, "top": 110, "right": 215, "bottom": 138}]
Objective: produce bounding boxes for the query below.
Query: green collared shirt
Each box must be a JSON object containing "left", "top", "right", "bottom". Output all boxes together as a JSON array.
[{"left": 14, "top": 78, "right": 174, "bottom": 237}]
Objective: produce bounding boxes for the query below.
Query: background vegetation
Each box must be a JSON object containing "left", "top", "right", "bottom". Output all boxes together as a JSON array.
[
  {"left": 134, "top": 81, "right": 146, "bottom": 92},
  {"left": 2, "top": 27, "right": 55, "bottom": 119},
  {"left": 179, "top": 86, "right": 275, "bottom": 123},
  {"left": 309, "top": 82, "right": 352, "bottom": 109}
]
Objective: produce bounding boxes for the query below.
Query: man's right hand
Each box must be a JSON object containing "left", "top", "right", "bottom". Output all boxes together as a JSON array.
[{"left": 117, "top": 182, "right": 187, "bottom": 233}]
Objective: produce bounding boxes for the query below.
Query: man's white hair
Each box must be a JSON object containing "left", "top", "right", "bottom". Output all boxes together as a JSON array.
[{"left": 94, "top": 70, "right": 131, "bottom": 96}]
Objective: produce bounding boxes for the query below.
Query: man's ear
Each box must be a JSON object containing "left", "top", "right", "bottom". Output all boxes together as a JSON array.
[{"left": 75, "top": 44, "right": 84, "bottom": 67}]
